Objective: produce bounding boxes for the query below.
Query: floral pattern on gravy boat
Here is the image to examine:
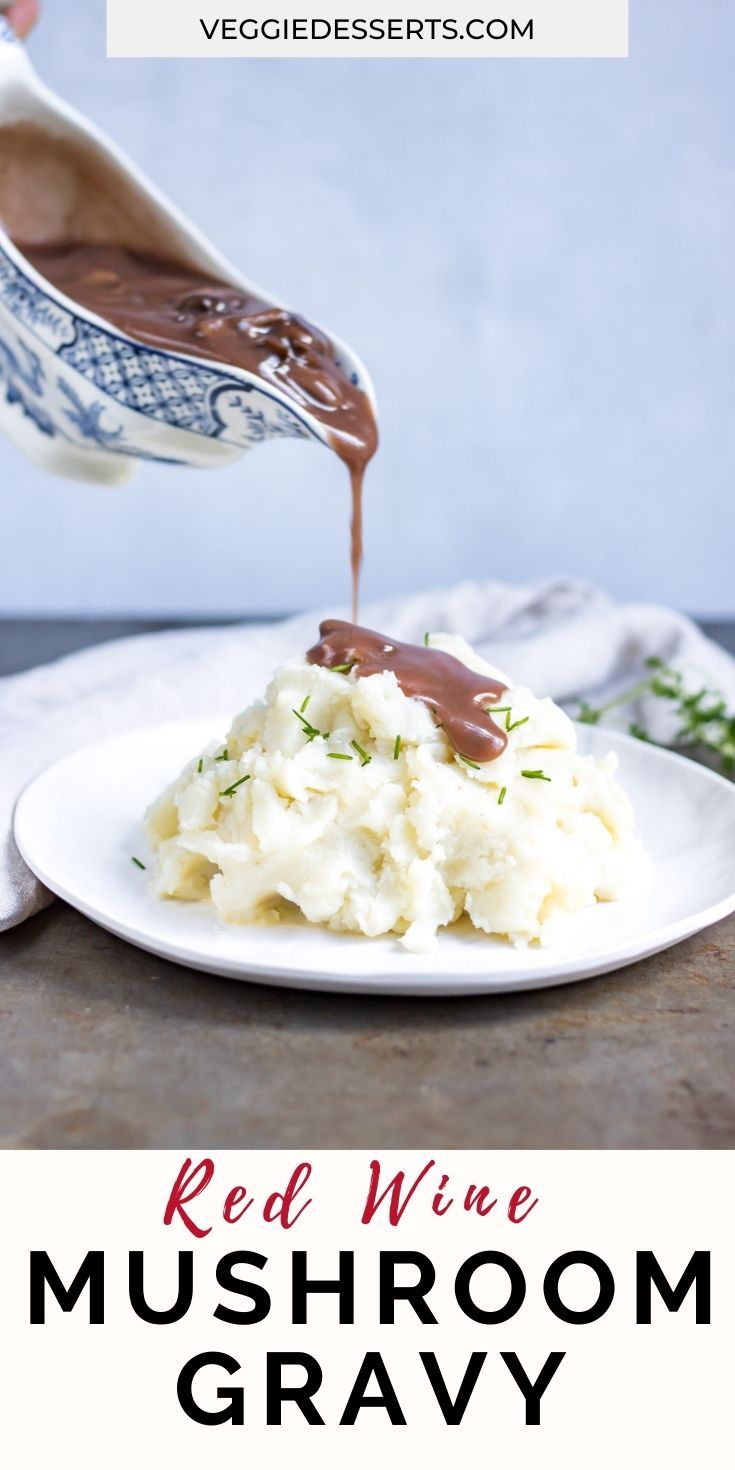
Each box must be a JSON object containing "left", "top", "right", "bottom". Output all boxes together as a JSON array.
[{"left": 0, "top": 20, "right": 375, "bottom": 485}]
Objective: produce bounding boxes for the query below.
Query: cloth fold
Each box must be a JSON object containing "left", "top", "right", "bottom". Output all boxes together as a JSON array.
[{"left": 2, "top": 576, "right": 734, "bottom": 931}]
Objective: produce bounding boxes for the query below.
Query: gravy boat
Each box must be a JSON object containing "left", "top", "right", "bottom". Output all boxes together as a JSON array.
[{"left": 0, "top": 20, "right": 375, "bottom": 484}]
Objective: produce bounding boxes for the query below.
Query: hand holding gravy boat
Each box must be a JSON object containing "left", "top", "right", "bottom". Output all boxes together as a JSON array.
[{"left": 0, "top": 19, "right": 377, "bottom": 611}]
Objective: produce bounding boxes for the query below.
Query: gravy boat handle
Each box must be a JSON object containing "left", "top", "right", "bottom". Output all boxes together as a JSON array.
[{"left": 0, "top": 12, "right": 35, "bottom": 79}]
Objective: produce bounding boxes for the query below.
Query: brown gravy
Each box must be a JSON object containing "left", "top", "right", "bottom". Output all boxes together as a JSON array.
[
  {"left": 308, "top": 619, "right": 509, "bottom": 763},
  {"left": 20, "top": 242, "right": 378, "bottom": 617}
]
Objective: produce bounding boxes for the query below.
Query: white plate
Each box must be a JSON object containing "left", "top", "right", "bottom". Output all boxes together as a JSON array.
[{"left": 14, "top": 718, "right": 735, "bottom": 996}]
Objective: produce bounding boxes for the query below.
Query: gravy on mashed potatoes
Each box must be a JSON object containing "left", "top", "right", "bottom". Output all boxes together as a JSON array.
[{"left": 145, "top": 625, "right": 648, "bottom": 951}]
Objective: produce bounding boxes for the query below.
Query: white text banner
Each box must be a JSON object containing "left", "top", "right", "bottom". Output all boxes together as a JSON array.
[{"left": 106, "top": 1, "right": 629, "bottom": 59}]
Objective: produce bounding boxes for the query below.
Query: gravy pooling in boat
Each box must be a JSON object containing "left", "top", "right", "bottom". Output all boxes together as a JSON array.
[{"left": 21, "top": 242, "right": 378, "bottom": 617}]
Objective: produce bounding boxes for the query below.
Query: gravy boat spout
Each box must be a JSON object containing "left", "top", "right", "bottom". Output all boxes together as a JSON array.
[{"left": 0, "top": 21, "right": 376, "bottom": 484}]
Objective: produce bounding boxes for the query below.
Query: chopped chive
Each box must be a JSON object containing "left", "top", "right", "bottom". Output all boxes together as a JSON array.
[
  {"left": 521, "top": 769, "right": 551, "bottom": 782},
  {"left": 220, "top": 774, "right": 251, "bottom": 797},
  {"left": 489, "top": 706, "right": 511, "bottom": 714},
  {"left": 459, "top": 755, "right": 481, "bottom": 770},
  {"left": 131, "top": 856, "right": 146, "bottom": 870},
  {"left": 300, "top": 694, "right": 310, "bottom": 713},
  {"left": 197, "top": 757, "right": 203, "bottom": 773},
  {"left": 423, "top": 631, "right": 431, "bottom": 646},
  {"left": 331, "top": 662, "right": 355, "bottom": 674},
  {"left": 506, "top": 714, "right": 529, "bottom": 733},
  {"left": 292, "top": 708, "right": 324, "bottom": 741},
  {"left": 327, "top": 751, "right": 353, "bottom": 761},
  {"left": 393, "top": 734, "right": 401, "bottom": 760},
  {"left": 498, "top": 786, "right": 507, "bottom": 806},
  {"left": 350, "top": 739, "right": 371, "bottom": 766},
  {"left": 215, "top": 748, "right": 229, "bottom": 762}
]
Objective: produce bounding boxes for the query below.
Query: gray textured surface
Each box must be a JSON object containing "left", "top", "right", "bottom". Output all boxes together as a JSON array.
[
  {"left": 2, "top": 903, "right": 734, "bottom": 1149},
  {"left": 1, "top": 620, "right": 734, "bottom": 1150}
]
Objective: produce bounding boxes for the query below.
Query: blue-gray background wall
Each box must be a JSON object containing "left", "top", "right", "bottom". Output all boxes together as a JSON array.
[{"left": 1, "top": 0, "right": 733, "bottom": 616}]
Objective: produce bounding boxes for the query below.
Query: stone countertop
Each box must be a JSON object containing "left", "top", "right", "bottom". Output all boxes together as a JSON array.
[{"left": 1, "top": 619, "right": 734, "bottom": 1150}]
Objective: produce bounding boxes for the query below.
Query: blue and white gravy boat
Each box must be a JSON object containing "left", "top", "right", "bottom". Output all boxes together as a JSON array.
[{"left": 0, "top": 19, "right": 375, "bottom": 484}]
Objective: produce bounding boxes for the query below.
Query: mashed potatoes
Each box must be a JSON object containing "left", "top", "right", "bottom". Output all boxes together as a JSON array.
[{"left": 145, "top": 633, "right": 648, "bottom": 951}]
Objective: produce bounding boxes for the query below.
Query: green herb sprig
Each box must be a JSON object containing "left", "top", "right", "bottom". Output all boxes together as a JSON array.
[
  {"left": 350, "top": 739, "right": 371, "bottom": 766},
  {"left": 521, "top": 769, "right": 551, "bottom": 782},
  {"left": 220, "top": 774, "right": 251, "bottom": 798},
  {"left": 487, "top": 704, "right": 528, "bottom": 734},
  {"left": 577, "top": 657, "right": 735, "bottom": 773},
  {"left": 293, "top": 707, "right": 330, "bottom": 743}
]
